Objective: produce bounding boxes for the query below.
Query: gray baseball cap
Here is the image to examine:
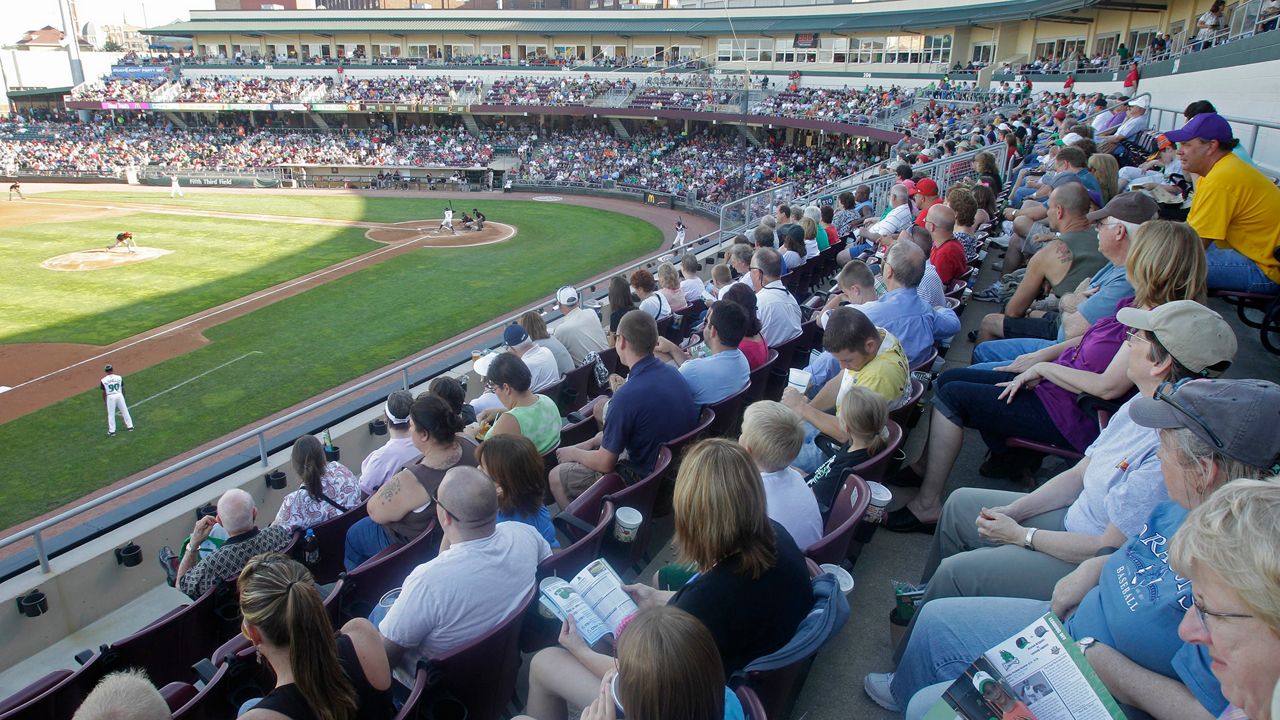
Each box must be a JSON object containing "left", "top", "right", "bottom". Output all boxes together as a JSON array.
[
  {"left": 1129, "top": 378, "right": 1280, "bottom": 472},
  {"left": 1087, "top": 192, "right": 1160, "bottom": 225}
]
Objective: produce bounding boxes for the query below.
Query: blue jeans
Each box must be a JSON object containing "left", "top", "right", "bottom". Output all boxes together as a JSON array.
[
  {"left": 890, "top": 596, "right": 1051, "bottom": 707},
  {"left": 345, "top": 517, "right": 395, "bottom": 571},
  {"left": 1206, "top": 244, "right": 1280, "bottom": 294},
  {"left": 794, "top": 422, "right": 828, "bottom": 474},
  {"left": 972, "top": 338, "right": 1055, "bottom": 365},
  {"left": 1010, "top": 185, "right": 1039, "bottom": 208}
]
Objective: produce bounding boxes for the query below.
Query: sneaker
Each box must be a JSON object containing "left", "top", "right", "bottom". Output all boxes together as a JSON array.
[
  {"left": 987, "top": 234, "right": 1011, "bottom": 249},
  {"left": 107, "top": 431, "right": 116, "bottom": 436},
  {"left": 972, "top": 284, "right": 1004, "bottom": 303},
  {"left": 127, "top": 426, "right": 135, "bottom": 431},
  {"left": 864, "top": 673, "right": 902, "bottom": 712},
  {"left": 158, "top": 546, "right": 179, "bottom": 587}
]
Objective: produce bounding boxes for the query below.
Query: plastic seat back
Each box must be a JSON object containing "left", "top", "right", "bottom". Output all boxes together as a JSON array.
[
  {"left": 805, "top": 474, "right": 871, "bottom": 567},
  {"left": 705, "top": 385, "right": 750, "bottom": 438},
  {"left": 337, "top": 519, "right": 440, "bottom": 623},
  {"left": 848, "top": 420, "right": 904, "bottom": 484},
  {"left": 745, "top": 349, "right": 779, "bottom": 403},
  {"left": 293, "top": 501, "right": 369, "bottom": 585}
]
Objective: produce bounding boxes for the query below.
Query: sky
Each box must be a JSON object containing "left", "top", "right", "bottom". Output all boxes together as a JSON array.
[{"left": 10, "top": 0, "right": 213, "bottom": 36}]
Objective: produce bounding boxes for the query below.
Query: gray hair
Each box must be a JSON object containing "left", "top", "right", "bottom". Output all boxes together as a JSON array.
[
  {"left": 803, "top": 205, "right": 822, "bottom": 222},
  {"left": 752, "top": 247, "right": 783, "bottom": 279},
  {"left": 889, "top": 184, "right": 910, "bottom": 203},
  {"left": 72, "top": 670, "right": 169, "bottom": 720},
  {"left": 759, "top": 215, "right": 777, "bottom": 229},
  {"left": 217, "top": 488, "right": 256, "bottom": 535},
  {"left": 886, "top": 242, "right": 926, "bottom": 289},
  {"left": 1159, "top": 427, "right": 1270, "bottom": 498}
]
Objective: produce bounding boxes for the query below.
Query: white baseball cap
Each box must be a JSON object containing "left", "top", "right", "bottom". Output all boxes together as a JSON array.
[{"left": 556, "top": 286, "right": 579, "bottom": 307}]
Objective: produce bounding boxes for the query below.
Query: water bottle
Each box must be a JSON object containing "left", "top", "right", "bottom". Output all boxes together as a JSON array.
[{"left": 303, "top": 528, "right": 320, "bottom": 568}]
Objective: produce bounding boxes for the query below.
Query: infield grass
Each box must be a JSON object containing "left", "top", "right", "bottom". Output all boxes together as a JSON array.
[{"left": 0, "top": 193, "right": 662, "bottom": 528}]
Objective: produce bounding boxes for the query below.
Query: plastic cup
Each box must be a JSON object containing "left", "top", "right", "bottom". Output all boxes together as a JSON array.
[
  {"left": 865, "top": 481, "right": 893, "bottom": 525},
  {"left": 819, "top": 564, "right": 855, "bottom": 595},
  {"left": 614, "top": 506, "right": 643, "bottom": 543}
]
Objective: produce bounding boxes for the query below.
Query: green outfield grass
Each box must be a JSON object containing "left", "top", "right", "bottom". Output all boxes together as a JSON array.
[{"left": 0, "top": 193, "right": 662, "bottom": 529}]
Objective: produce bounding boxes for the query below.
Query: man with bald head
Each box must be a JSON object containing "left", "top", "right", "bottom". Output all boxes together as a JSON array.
[
  {"left": 975, "top": 183, "right": 1105, "bottom": 344},
  {"left": 925, "top": 204, "right": 967, "bottom": 286},
  {"left": 173, "top": 488, "right": 293, "bottom": 599},
  {"left": 378, "top": 466, "right": 550, "bottom": 675}
]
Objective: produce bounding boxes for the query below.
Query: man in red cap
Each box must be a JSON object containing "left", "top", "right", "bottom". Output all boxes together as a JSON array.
[
  {"left": 911, "top": 177, "right": 942, "bottom": 227},
  {"left": 1165, "top": 112, "right": 1280, "bottom": 293}
]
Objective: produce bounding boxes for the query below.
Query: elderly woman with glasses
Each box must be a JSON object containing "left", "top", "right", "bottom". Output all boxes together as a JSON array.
[
  {"left": 1071, "top": 478, "right": 1280, "bottom": 720},
  {"left": 863, "top": 378, "right": 1280, "bottom": 719}
]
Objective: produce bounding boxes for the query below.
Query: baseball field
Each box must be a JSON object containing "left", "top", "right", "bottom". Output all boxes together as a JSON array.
[{"left": 0, "top": 189, "right": 666, "bottom": 530}]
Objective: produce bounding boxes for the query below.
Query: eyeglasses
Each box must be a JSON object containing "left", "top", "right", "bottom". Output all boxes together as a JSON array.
[
  {"left": 483, "top": 379, "right": 498, "bottom": 393},
  {"left": 749, "top": 266, "right": 762, "bottom": 273},
  {"left": 1192, "top": 598, "right": 1253, "bottom": 635},
  {"left": 1154, "top": 379, "right": 1225, "bottom": 450},
  {"left": 1124, "top": 328, "right": 1150, "bottom": 346}
]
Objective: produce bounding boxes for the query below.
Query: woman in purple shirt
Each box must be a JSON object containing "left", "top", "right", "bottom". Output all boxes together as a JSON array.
[{"left": 886, "top": 221, "right": 1209, "bottom": 533}]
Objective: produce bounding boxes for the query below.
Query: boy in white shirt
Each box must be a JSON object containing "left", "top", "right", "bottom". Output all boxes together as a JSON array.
[{"left": 739, "top": 401, "right": 823, "bottom": 549}]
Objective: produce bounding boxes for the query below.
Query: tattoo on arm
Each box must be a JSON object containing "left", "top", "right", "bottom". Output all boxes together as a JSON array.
[
  {"left": 1053, "top": 240, "right": 1073, "bottom": 265},
  {"left": 377, "top": 476, "right": 401, "bottom": 502}
]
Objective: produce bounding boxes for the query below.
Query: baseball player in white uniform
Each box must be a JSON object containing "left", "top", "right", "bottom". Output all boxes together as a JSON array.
[
  {"left": 170, "top": 175, "right": 184, "bottom": 198},
  {"left": 101, "top": 364, "right": 134, "bottom": 436},
  {"left": 438, "top": 207, "right": 456, "bottom": 235},
  {"left": 674, "top": 218, "right": 687, "bottom": 245}
]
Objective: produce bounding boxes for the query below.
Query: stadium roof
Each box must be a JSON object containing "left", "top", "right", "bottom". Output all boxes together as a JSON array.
[{"left": 144, "top": 0, "right": 1100, "bottom": 36}]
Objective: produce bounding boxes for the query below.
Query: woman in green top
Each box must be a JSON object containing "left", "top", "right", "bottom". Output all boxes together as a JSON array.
[{"left": 480, "top": 352, "right": 562, "bottom": 454}]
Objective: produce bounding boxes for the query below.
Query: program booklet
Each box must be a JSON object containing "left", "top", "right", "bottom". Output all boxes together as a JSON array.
[
  {"left": 538, "top": 558, "right": 639, "bottom": 646},
  {"left": 923, "top": 612, "right": 1126, "bottom": 720}
]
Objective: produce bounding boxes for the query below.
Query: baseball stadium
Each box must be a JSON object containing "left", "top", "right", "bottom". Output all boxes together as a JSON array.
[{"left": 1, "top": 0, "right": 1279, "bottom": 716}]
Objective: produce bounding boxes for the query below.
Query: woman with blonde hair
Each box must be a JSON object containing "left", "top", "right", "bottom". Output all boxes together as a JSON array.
[
  {"left": 1088, "top": 153, "right": 1120, "bottom": 205},
  {"left": 806, "top": 385, "right": 890, "bottom": 515},
  {"left": 519, "top": 605, "right": 744, "bottom": 720},
  {"left": 655, "top": 262, "right": 689, "bottom": 312},
  {"left": 888, "top": 220, "right": 1212, "bottom": 532},
  {"left": 237, "top": 553, "right": 393, "bottom": 720},
  {"left": 522, "top": 440, "right": 813, "bottom": 718},
  {"left": 799, "top": 216, "right": 821, "bottom": 260}
]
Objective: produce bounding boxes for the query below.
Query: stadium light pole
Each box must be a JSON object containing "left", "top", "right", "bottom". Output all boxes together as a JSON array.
[{"left": 58, "top": 0, "right": 86, "bottom": 86}]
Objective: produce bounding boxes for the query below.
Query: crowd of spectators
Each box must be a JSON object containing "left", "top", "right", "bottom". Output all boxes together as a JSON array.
[
  {"left": 483, "top": 76, "right": 633, "bottom": 106},
  {"left": 0, "top": 119, "right": 495, "bottom": 172}
]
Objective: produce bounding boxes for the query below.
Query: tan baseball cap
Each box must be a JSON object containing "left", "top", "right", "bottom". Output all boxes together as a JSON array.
[{"left": 1117, "top": 301, "right": 1237, "bottom": 375}]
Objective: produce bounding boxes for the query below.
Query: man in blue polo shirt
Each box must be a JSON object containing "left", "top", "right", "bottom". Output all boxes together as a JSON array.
[
  {"left": 653, "top": 299, "right": 751, "bottom": 406},
  {"left": 549, "top": 310, "right": 699, "bottom": 507}
]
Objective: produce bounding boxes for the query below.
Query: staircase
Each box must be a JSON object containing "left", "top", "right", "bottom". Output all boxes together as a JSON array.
[
  {"left": 608, "top": 117, "right": 630, "bottom": 140},
  {"left": 736, "top": 124, "right": 763, "bottom": 148},
  {"left": 461, "top": 113, "right": 483, "bottom": 136}
]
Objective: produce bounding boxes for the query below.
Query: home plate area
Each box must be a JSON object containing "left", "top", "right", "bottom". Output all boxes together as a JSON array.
[{"left": 364, "top": 219, "right": 515, "bottom": 247}]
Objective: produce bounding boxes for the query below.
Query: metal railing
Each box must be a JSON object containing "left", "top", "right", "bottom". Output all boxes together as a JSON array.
[{"left": 1146, "top": 104, "right": 1280, "bottom": 174}]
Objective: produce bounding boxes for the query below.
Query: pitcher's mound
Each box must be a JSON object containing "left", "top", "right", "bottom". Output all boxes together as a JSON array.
[
  {"left": 366, "top": 220, "right": 515, "bottom": 247},
  {"left": 42, "top": 247, "right": 174, "bottom": 271}
]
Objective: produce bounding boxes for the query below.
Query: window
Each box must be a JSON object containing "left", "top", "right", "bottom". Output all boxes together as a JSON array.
[
  {"left": 528, "top": 0, "right": 545, "bottom": 8},
  {"left": 818, "top": 37, "right": 848, "bottom": 64},
  {"left": 850, "top": 37, "right": 883, "bottom": 63},
  {"left": 1093, "top": 32, "right": 1119, "bottom": 57},
  {"left": 374, "top": 43, "right": 399, "bottom": 58},
  {"left": 717, "top": 38, "right": 773, "bottom": 63},
  {"left": 971, "top": 42, "right": 994, "bottom": 64},
  {"left": 1128, "top": 28, "right": 1157, "bottom": 55},
  {"left": 885, "top": 35, "right": 924, "bottom": 63},
  {"left": 1033, "top": 37, "right": 1086, "bottom": 60},
  {"left": 446, "top": 43, "right": 472, "bottom": 59},
  {"left": 407, "top": 44, "right": 430, "bottom": 58},
  {"left": 924, "top": 34, "right": 952, "bottom": 63}
]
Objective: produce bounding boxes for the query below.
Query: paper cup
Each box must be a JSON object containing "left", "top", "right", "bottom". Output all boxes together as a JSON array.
[
  {"left": 614, "top": 506, "right": 643, "bottom": 543},
  {"left": 820, "top": 564, "right": 855, "bottom": 595},
  {"left": 865, "top": 481, "right": 893, "bottom": 525}
]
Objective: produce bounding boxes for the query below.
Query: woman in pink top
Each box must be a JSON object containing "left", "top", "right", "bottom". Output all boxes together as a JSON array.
[
  {"left": 274, "top": 435, "right": 361, "bottom": 531},
  {"left": 657, "top": 263, "right": 690, "bottom": 312},
  {"left": 722, "top": 283, "right": 770, "bottom": 369}
]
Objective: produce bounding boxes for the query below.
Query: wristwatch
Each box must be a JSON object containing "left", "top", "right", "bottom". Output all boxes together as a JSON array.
[
  {"left": 1077, "top": 636, "right": 1097, "bottom": 653},
  {"left": 1023, "top": 527, "right": 1039, "bottom": 550}
]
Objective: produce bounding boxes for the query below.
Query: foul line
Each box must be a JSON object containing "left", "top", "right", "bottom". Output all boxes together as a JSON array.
[
  {"left": 6, "top": 239, "right": 418, "bottom": 394},
  {"left": 134, "top": 351, "right": 263, "bottom": 406}
]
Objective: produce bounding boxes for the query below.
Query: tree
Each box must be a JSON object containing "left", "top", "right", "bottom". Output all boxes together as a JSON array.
[{"left": 102, "top": 40, "right": 124, "bottom": 52}]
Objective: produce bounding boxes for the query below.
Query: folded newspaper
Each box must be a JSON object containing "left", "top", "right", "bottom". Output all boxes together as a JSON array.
[
  {"left": 539, "top": 558, "right": 638, "bottom": 647},
  {"left": 923, "top": 612, "right": 1125, "bottom": 720}
]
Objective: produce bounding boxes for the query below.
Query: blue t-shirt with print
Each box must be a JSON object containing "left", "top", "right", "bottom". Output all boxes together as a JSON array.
[
  {"left": 497, "top": 506, "right": 560, "bottom": 549},
  {"left": 1066, "top": 502, "right": 1226, "bottom": 715}
]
